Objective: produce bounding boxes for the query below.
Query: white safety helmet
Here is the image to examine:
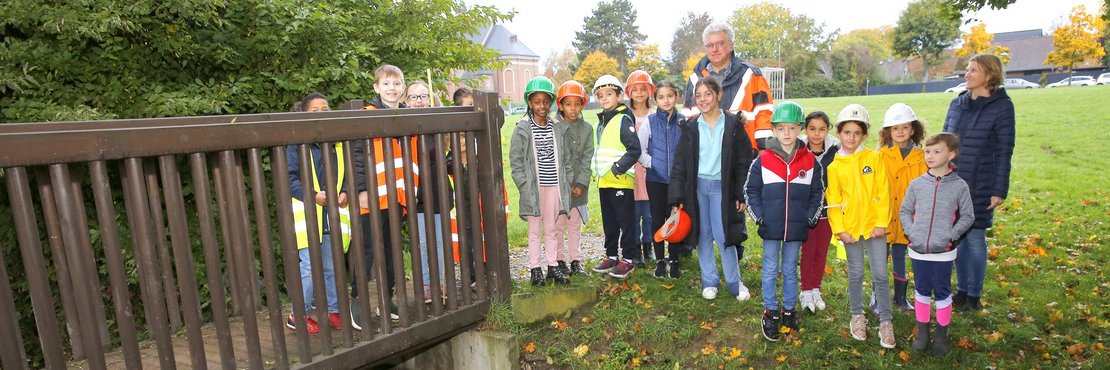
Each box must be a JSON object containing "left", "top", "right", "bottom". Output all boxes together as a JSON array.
[
  {"left": 882, "top": 103, "right": 918, "bottom": 128},
  {"left": 592, "top": 74, "right": 624, "bottom": 95},
  {"left": 836, "top": 103, "right": 871, "bottom": 129}
]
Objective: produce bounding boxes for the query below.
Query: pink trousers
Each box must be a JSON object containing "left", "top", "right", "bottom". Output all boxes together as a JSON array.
[
  {"left": 527, "top": 186, "right": 566, "bottom": 268},
  {"left": 556, "top": 206, "right": 583, "bottom": 262}
]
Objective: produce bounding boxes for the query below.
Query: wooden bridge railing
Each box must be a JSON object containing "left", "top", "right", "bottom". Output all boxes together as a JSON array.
[{"left": 0, "top": 91, "right": 510, "bottom": 369}]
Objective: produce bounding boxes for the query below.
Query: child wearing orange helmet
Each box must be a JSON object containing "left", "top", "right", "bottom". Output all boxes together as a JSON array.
[
  {"left": 553, "top": 80, "right": 594, "bottom": 277},
  {"left": 626, "top": 70, "right": 655, "bottom": 268}
]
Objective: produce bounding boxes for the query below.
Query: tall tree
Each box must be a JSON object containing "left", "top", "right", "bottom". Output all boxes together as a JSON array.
[
  {"left": 0, "top": 0, "right": 510, "bottom": 122},
  {"left": 543, "top": 47, "right": 579, "bottom": 84},
  {"left": 940, "top": 0, "right": 1019, "bottom": 21},
  {"left": 573, "top": 51, "right": 623, "bottom": 87},
  {"left": 893, "top": 0, "right": 962, "bottom": 82},
  {"left": 728, "top": 2, "right": 830, "bottom": 81},
  {"left": 572, "top": 0, "right": 645, "bottom": 73},
  {"left": 627, "top": 43, "right": 669, "bottom": 85},
  {"left": 829, "top": 28, "right": 894, "bottom": 87},
  {"left": 955, "top": 23, "right": 1012, "bottom": 64},
  {"left": 667, "top": 12, "right": 712, "bottom": 76},
  {"left": 1045, "top": 5, "right": 1107, "bottom": 75}
]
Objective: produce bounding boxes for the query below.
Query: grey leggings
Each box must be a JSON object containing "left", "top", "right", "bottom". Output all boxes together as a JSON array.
[{"left": 846, "top": 236, "right": 893, "bottom": 322}]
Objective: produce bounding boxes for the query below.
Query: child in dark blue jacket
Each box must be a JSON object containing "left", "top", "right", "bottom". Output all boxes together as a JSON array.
[
  {"left": 745, "top": 101, "right": 824, "bottom": 342},
  {"left": 638, "top": 80, "right": 685, "bottom": 278}
]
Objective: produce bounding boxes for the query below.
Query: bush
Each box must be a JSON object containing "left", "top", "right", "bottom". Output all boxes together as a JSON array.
[{"left": 786, "top": 77, "right": 861, "bottom": 99}]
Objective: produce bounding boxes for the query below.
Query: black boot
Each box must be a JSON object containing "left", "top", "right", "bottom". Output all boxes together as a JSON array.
[
  {"left": 642, "top": 243, "right": 654, "bottom": 262},
  {"left": 557, "top": 260, "right": 570, "bottom": 276},
  {"left": 893, "top": 280, "right": 914, "bottom": 313},
  {"left": 952, "top": 291, "right": 967, "bottom": 310},
  {"left": 547, "top": 265, "right": 570, "bottom": 285},
  {"left": 530, "top": 267, "right": 545, "bottom": 286},
  {"left": 569, "top": 260, "right": 586, "bottom": 275},
  {"left": 912, "top": 321, "right": 930, "bottom": 352},
  {"left": 654, "top": 260, "right": 667, "bottom": 278},
  {"left": 782, "top": 309, "right": 799, "bottom": 333},
  {"left": 963, "top": 295, "right": 982, "bottom": 312},
  {"left": 930, "top": 324, "right": 950, "bottom": 356}
]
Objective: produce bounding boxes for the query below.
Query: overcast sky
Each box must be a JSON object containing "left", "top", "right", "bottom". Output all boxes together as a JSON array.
[{"left": 465, "top": 0, "right": 1102, "bottom": 69}]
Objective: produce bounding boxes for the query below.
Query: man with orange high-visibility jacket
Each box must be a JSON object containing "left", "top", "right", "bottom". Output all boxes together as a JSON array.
[{"left": 682, "top": 23, "right": 774, "bottom": 151}]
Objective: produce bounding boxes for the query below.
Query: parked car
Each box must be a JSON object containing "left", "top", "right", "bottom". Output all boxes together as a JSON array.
[
  {"left": 945, "top": 82, "right": 967, "bottom": 93},
  {"left": 1097, "top": 73, "right": 1110, "bottom": 85},
  {"left": 1003, "top": 78, "right": 1040, "bottom": 89},
  {"left": 1046, "top": 76, "right": 1096, "bottom": 88},
  {"left": 503, "top": 106, "right": 528, "bottom": 116}
]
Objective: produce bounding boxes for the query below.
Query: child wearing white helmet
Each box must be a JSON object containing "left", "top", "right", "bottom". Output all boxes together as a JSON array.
[
  {"left": 590, "top": 74, "right": 643, "bottom": 279},
  {"left": 826, "top": 104, "right": 897, "bottom": 349},
  {"left": 877, "top": 103, "right": 929, "bottom": 314}
]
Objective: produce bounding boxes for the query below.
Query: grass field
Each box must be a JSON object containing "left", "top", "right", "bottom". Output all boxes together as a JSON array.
[{"left": 493, "top": 86, "right": 1110, "bottom": 369}]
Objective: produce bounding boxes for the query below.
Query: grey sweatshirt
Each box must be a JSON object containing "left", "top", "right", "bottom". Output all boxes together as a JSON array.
[{"left": 900, "top": 169, "right": 976, "bottom": 261}]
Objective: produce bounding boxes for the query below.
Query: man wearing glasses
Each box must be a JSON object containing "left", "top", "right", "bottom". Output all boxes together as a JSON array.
[{"left": 681, "top": 23, "right": 774, "bottom": 152}]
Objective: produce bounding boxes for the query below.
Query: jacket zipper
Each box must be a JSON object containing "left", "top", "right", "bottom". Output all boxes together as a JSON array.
[{"left": 925, "top": 176, "right": 940, "bottom": 253}]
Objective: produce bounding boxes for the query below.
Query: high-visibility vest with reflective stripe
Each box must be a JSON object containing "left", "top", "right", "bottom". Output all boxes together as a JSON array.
[
  {"left": 367, "top": 137, "right": 421, "bottom": 211},
  {"left": 592, "top": 110, "right": 635, "bottom": 189},
  {"left": 683, "top": 67, "right": 775, "bottom": 151},
  {"left": 445, "top": 177, "right": 508, "bottom": 263},
  {"left": 293, "top": 143, "right": 352, "bottom": 251}
]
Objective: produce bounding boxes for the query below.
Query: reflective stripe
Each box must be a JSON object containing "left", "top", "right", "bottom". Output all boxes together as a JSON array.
[
  {"left": 292, "top": 142, "right": 351, "bottom": 251},
  {"left": 727, "top": 69, "right": 754, "bottom": 113},
  {"left": 754, "top": 129, "right": 774, "bottom": 140}
]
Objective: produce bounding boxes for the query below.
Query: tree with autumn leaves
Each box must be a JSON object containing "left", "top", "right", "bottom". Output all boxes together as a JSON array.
[
  {"left": 1044, "top": 5, "right": 1107, "bottom": 75},
  {"left": 956, "top": 23, "right": 1011, "bottom": 65},
  {"left": 573, "top": 51, "right": 623, "bottom": 88}
]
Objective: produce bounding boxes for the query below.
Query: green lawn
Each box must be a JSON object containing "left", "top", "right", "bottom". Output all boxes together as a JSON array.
[{"left": 494, "top": 86, "right": 1110, "bottom": 369}]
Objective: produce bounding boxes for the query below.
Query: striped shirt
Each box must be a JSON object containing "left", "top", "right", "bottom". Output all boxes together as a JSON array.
[{"left": 532, "top": 119, "right": 559, "bottom": 186}]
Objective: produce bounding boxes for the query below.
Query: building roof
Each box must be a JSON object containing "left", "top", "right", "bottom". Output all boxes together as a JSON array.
[
  {"left": 996, "top": 35, "right": 1054, "bottom": 73},
  {"left": 469, "top": 24, "right": 539, "bottom": 59},
  {"left": 994, "top": 29, "right": 1045, "bottom": 42}
]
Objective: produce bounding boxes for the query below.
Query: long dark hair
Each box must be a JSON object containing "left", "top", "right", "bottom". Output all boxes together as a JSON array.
[{"left": 693, "top": 76, "right": 722, "bottom": 111}]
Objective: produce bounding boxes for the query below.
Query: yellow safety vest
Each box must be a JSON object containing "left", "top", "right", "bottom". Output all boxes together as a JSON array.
[
  {"left": 292, "top": 143, "right": 352, "bottom": 251},
  {"left": 592, "top": 110, "right": 635, "bottom": 189}
]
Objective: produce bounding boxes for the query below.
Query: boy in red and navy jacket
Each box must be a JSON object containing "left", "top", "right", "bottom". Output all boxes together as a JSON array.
[{"left": 744, "top": 101, "right": 824, "bottom": 342}]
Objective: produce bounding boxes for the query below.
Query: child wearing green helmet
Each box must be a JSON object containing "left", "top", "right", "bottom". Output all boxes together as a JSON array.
[
  {"left": 745, "top": 101, "right": 825, "bottom": 342},
  {"left": 510, "top": 76, "right": 573, "bottom": 286}
]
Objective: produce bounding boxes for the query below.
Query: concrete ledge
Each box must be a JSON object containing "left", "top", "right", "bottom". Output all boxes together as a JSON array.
[
  {"left": 397, "top": 330, "right": 519, "bottom": 370},
  {"left": 511, "top": 285, "right": 599, "bottom": 325}
]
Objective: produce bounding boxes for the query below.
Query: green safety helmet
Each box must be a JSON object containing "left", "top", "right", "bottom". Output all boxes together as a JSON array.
[
  {"left": 770, "top": 101, "right": 805, "bottom": 126},
  {"left": 524, "top": 76, "right": 556, "bottom": 101}
]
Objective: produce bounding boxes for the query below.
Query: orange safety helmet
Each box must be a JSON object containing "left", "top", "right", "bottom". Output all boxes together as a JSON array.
[
  {"left": 556, "top": 80, "right": 588, "bottom": 109},
  {"left": 624, "top": 70, "right": 655, "bottom": 99},
  {"left": 654, "top": 208, "right": 692, "bottom": 243}
]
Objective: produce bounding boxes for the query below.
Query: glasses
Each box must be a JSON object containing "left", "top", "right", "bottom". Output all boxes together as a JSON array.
[
  {"left": 704, "top": 40, "right": 731, "bottom": 50},
  {"left": 407, "top": 94, "right": 430, "bottom": 101}
]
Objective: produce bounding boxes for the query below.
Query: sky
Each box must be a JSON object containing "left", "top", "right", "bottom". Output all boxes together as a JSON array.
[{"left": 465, "top": 0, "right": 1103, "bottom": 70}]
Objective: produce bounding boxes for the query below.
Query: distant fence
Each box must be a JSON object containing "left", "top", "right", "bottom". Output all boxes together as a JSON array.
[{"left": 867, "top": 68, "right": 1108, "bottom": 95}]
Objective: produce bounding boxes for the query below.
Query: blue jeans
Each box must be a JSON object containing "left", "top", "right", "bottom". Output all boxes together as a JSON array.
[
  {"left": 955, "top": 228, "right": 988, "bottom": 297},
  {"left": 299, "top": 235, "right": 338, "bottom": 313},
  {"left": 696, "top": 179, "right": 741, "bottom": 295},
  {"left": 762, "top": 240, "right": 802, "bottom": 310},
  {"left": 418, "top": 213, "right": 446, "bottom": 287},
  {"left": 635, "top": 200, "right": 652, "bottom": 244}
]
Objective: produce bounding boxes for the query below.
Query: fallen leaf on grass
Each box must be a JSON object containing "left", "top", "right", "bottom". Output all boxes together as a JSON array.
[
  {"left": 1067, "top": 342, "right": 1087, "bottom": 361},
  {"left": 661, "top": 283, "right": 675, "bottom": 289},
  {"left": 1048, "top": 310, "right": 1063, "bottom": 324},
  {"left": 551, "top": 320, "right": 568, "bottom": 330},
  {"left": 726, "top": 347, "right": 742, "bottom": 359},
  {"left": 990, "top": 352, "right": 1004, "bottom": 359},
  {"left": 984, "top": 331, "right": 1004, "bottom": 343},
  {"left": 956, "top": 337, "right": 976, "bottom": 350},
  {"left": 898, "top": 350, "right": 911, "bottom": 364},
  {"left": 581, "top": 316, "right": 594, "bottom": 324},
  {"left": 700, "top": 321, "right": 716, "bottom": 330},
  {"left": 825, "top": 265, "right": 833, "bottom": 274},
  {"left": 523, "top": 342, "right": 536, "bottom": 353},
  {"left": 573, "top": 344, "right": 589, "bottom": 357},
  {"left": 630, "top": 357, "right": 642, "bottom": 368},
  {"left": 631, "top": 283, "right": 642, "bottom": 292},
  {"left": 701, "top": 344, "right": 717, "bottom": 355},
  {"left": 776, "top": 353, "right": 788, "bottom": 362}
]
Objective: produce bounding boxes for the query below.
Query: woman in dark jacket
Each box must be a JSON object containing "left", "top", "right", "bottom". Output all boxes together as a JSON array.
[
  {"left": 669, "top": 76, "right": 754, "bottom": 301},
  {"left": 942, "top": 53, "right": 1016, "bottom": 312}
]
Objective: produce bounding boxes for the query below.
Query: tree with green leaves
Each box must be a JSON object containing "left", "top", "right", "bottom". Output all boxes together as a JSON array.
[
  {"left": 728, "top": 2, "right": 830, "bottom": 81},
  {"left": 893, "top": 0, "right": 962, "bottom": 82},
  {"left": 829, "top": 28, "right": 894, "bottom": 89},
  {"left": 0, "top": 0, "right": 510, "bottom": 123},
  {"left": 571, "top": 0, "right": 645, "bottom": 73},
  {"left": 627, "top": 44, "right": 669, "bottom": 85},
  {"left": 940, "top": 0, "right": 1019, "bottom": 21},
  {"left": 667, "top": 12, "right": 712, "bottom": 76}
]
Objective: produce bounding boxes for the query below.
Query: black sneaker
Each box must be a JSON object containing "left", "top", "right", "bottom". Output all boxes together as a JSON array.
[
  {"left": 654, "top": 260, "right": 667, "bottom": 279},
  {"left": 570, "top": 260, "right": 586, "bottom": 275},
  {"left": 374, "top": 301, "right": 400, "bottom": 321},
  {"left": 782, "top": 309, "right": 799, "bottom": 334},
  {"left": 608, "top": 260, "right": 635, "bottom": 279},
  {"left": 530, "top": 267, "right": 546, "bottom": 286},
  {"left": 547, "top": 265, "right": 570, "bottom": 285},
  {"left": 557, "top": 260, "right": 570, "bottom": 276},
  {"left": 668, "top": 259, "right": 681, "bottom": 279},
  {"left": 762, "top": 309, "right": 782, "bottom": 342},
  {"left": 632, "top": 256, "right": 646, "bottom": 268},
  {"left": 592, "top": 258, "right": 618, "bottom": 273}
]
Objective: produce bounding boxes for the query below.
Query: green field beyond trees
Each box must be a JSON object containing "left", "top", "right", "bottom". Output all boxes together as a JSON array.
[{"left": 496, "top": 86, "right": 1110, "bottom": 369}]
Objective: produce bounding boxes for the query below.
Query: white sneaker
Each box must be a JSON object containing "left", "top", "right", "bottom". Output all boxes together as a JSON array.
[
  {"left": 736, "top": 283, "right": 751, "bottom": 302},
  {"left": 813, "top": 289, "right": 826, "bottom": 310},
  {"left": 702, "top": 287, "right": 718, "bottom": 300},
  {"left": 800, "top": 290, "right": 814, "bottom": 313}
]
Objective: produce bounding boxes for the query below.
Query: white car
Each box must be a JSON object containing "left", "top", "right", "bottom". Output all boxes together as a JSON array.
[
  {"left": 1046, "top": 76, "right": 1096, "bottom": 88},
  {"left": 945, "top": 82, "right": 967, "bottom": 93},
  {"left": 1003, "top": 78, "right": 1040, "bottom": 89},
  {"left": 1097, "top": 73, "right": 1110, "bottom": 85}
]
